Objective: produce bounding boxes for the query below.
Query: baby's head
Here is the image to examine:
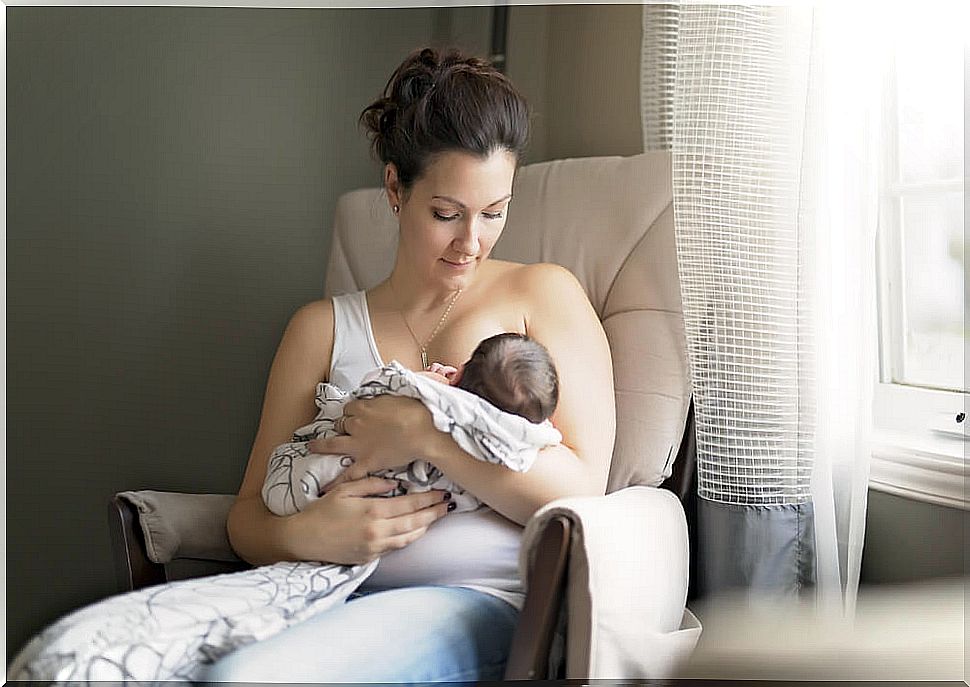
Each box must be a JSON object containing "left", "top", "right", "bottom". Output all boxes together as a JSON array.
[{"left": 456, "top": 333, "right": 559, "bottom": 424}]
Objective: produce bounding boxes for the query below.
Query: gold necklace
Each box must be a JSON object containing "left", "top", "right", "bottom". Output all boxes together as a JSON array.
[{"left": 395, "top": 286, "right": 463, "bottom": 369}]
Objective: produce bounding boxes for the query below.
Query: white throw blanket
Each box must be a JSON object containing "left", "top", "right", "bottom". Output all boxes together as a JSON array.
[{"left": 8, "top": 362, "right": 561, "bottom": 683}]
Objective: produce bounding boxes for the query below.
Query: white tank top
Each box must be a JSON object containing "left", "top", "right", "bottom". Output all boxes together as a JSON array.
[{"left": 329, "top": 291, "right": 526, "bottom": 609}]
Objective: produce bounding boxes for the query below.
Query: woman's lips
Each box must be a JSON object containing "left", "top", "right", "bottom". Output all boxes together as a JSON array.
[{"left": 441, "top": 258, "right": 475, "bottom": 270}]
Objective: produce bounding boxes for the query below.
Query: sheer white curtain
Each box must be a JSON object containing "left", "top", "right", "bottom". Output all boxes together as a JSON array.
[
  {"left": 642, "top": 4, "right": 880, "bottom": 614},
  {"left": 802, "top": 6, "right": 884, "bottom": 617}
]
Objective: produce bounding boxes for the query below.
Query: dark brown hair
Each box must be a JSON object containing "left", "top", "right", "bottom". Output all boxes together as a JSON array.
[
  {"left": 457, "top": 332, "right": 559, "bottom": 424},
  {"left": 359, "top": 47, "right": 530, "bottom": 191}
]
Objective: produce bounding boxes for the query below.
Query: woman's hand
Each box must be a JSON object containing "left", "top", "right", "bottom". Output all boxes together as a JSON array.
[
  {"left": 309, "top": 396, "right": 445, "bottom": 489},
  {"left": 286, "top": 476, "right": 452, "bottom": 565}
]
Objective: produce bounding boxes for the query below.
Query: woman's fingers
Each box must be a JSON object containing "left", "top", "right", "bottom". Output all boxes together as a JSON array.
[
  {"left": 383, "top": 526, "right": 430, "bottom": 552},
  {"left": 335, "top": 476, "right": 399, "bottom": 498},
  {"left": 308, "top": 482, "right": 452, "bottom": 560},
  {"left": 378, "top": 489, "right": 451, "bottom": 518},
  {"left": 308, "top": 434, "right": 353, "bottom": 454},
  {"left": 371, "top": 504, "right": 452, "bottom": 556},
  {"left": 383, "top": 501, "right": 450, "bottom": 537}
]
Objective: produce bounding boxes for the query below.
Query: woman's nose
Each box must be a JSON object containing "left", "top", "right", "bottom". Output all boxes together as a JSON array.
[{"left": 453, "top": 218, "right": 481, "bottom": 255}]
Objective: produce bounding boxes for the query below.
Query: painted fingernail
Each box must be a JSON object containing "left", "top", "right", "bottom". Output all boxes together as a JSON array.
[
  {"left": 447, "top": 502, "right": 457, "bottom": 512},
  {"left": 442, "top": 492, "right": 452, "bottom": 501}
]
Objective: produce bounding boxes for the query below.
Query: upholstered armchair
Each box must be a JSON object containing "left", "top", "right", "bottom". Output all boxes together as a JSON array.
[{"left": 111, "top": 151, "right": 702, "bottom": 679}]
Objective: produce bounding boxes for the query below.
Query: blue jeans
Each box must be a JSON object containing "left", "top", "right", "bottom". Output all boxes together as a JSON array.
[{"left": 199, "top": 586, "right": 519, "bottom": 683}]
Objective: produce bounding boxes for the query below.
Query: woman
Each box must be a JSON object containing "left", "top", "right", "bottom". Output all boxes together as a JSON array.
[{"left": 203, "top": 47, "right": 616, "bottom": 683}]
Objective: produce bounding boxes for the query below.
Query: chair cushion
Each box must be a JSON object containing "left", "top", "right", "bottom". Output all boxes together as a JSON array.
[{"left": 325, "top": 152, "right": 689, "bottom": 491}]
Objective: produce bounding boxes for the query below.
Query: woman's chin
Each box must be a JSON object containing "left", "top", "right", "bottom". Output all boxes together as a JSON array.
[{"left": 437, "top": 258, "right": 479, "bottom": 287}]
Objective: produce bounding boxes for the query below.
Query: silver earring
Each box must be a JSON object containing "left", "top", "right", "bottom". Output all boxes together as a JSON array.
[{"left": 393, "top": 205, "right": 400, "bottom": 214}]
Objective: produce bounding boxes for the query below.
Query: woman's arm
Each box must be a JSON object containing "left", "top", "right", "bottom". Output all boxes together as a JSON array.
[
  {"left": 228, "top": 300, "right": 336, "bottom": 564},
  {"left": 228, "top": 300, "right": 451, "bottom": 566},
  {"left": 313, "top": 264, "right": 616, "bottom": 526},
  {"left": 429, "top": 263, "right": 616, "bottom": 523}
]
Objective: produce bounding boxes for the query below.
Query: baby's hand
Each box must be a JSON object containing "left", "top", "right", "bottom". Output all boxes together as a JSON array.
[{"left": 426, "top": 362, "right": 459, "bottom": 382}]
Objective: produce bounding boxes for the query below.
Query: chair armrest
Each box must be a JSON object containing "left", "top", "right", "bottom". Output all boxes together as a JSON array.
[
  {"left": 503, "top": 515, "right": 571, "bottom": 680},
  {"left": 116, "top": 491, "right": 242, "bottom": 564},
  {"left": 518, "top": 487, "right": 701, "bottom": 679},
  {"left": 109, "top": 494, "right": 168, "bottom": 591}
]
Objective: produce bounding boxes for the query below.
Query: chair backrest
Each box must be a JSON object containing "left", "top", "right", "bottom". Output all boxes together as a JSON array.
[{"left": 325, "top": 152, "right": 689, "bottom": 492}]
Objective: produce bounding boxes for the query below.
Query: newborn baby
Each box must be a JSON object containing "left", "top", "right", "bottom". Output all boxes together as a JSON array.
[
  {"left": 262, "top": 332, "right": 560, "bottom": 517},
  {"left": 426, "top": 331, "right": 559, "bottom": 424}
]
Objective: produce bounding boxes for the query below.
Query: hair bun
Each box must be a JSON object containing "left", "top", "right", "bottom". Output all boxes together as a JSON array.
[
  {"left": 418, "top": 47, "right": 437, "bottom": 68},
  {"left": 377, "top": 99, "right": 397, "bottom": 136}
]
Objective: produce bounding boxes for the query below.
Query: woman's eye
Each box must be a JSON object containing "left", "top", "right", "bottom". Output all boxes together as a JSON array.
[{"left": 432, "top": 210, "right": 504, "bottom": 221}]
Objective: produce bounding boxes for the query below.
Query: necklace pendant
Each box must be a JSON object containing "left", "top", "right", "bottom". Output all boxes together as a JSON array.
[{"left": 421, "top": 349, "right": 429, "bottom": 369}]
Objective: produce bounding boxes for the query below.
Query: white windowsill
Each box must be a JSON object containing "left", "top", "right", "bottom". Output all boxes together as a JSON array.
[
  {"left": 870, "top": 383, "right": 967, "bottom": 510},
  {"left": 870, "top": 435, "right": 967, "bottom": 511}
]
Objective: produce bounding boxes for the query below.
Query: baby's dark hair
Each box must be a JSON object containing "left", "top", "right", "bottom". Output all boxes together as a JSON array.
[
  {"left": 359, "top": 47, "right": 530, "bottom": 192},
  {"left": 457, "top": 333, "right": 559, "bottom": 424}
]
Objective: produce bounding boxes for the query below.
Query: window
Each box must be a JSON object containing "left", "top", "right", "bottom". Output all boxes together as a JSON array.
[{"left": 872, "top": 25, "right": 967, "bottom": 509}]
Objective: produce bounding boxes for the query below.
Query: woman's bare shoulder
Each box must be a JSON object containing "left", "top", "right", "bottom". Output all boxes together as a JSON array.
[
  {"left": 296, "top": 297, "right": 334, "bottom": 317},
  {"left": 486, "top": 259, "right": 577, "bottom": 287},
  {"left": 280, "top": 298, "right": 335, "bottom": 379},
  {"left": 497, "top": 261, "right": 584, "bottom": 299},
  {"left": 289, "top": 298, "right": 334, "bottom": 334}
]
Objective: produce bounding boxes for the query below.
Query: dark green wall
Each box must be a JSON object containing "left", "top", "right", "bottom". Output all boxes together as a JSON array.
[
  {"left": 6, "top": 5, "right": 437, "bottom": 659},
  {"left": 5, "top": 4, "right": 644, "bottom": 663}
]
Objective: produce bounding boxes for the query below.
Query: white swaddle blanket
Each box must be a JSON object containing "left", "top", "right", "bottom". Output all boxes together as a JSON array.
[
  {"left": 264, "top": 361, "right": 561, "bottom": 516},
  {"left": 8, "top": 362, "right": 561, "bottom": 683}
]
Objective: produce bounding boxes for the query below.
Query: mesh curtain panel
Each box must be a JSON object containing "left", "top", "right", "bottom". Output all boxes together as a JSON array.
[
  {"left": 643, "top": 5, "right": 817, "bottom": 599},
  {"left": 640, "top": 4, "right": 679, "bottom": 152}
]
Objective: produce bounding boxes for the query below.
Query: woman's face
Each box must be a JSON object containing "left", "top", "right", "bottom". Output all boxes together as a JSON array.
[{"left": 390, "top": 149, "right": 516, "bottom": 290}]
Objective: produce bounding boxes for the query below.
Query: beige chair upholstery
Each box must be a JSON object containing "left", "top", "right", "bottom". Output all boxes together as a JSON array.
[{"left": 325, "top": 151, "right": 700, "bottom": 678}]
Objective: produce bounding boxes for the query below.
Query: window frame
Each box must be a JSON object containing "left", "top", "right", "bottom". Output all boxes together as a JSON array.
[{"left": 871, "top": 48, "right": 967, "bottom": 510}]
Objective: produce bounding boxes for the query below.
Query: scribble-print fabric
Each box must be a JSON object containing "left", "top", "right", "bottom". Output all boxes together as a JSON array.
[
  {"left": 8, "top": 561, "right": 377, "bottom": 682},
  {"left": 8, "top": 362, "right": 560, "bottom": 683}
]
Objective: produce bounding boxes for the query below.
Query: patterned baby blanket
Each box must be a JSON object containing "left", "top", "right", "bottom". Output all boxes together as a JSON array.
[
  {"left": 7, "top": 362, "right": 561, "bottom": 683},
  {"left": 263, "top": 361, "right": 562, "bottom": 516}
]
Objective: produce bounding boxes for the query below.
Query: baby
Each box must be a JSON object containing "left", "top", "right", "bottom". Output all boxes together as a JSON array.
[
  {"left": 262, "top": 332, "right": 560, "bottom": 516},
  {"left": 423, "top": 332, "right": 559, "bottom": 424}
]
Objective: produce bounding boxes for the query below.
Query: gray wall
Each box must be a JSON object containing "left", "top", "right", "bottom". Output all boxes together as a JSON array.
[
  {"left": 7, "top": 5, "right": 436, "bottom": 659},
  {"left": 507, "top": 4, "right": 644, "bottom": 162},
  {"left": 860, "top": 490, "right": 968, "bottom": 584}
]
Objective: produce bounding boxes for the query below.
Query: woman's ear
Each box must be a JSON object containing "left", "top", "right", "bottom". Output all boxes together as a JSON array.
[{"left": 384, "top": 163, "right": 402, "bottom": 212}]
